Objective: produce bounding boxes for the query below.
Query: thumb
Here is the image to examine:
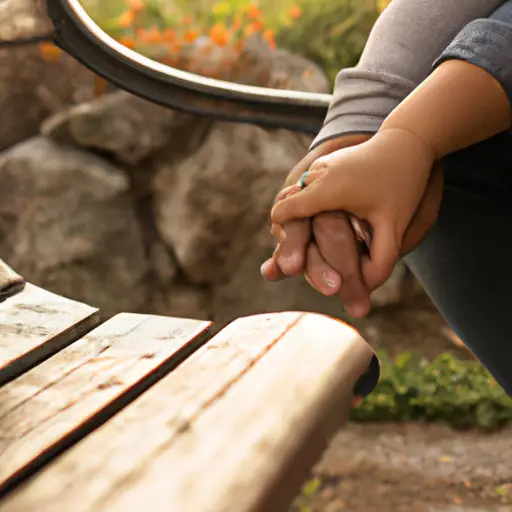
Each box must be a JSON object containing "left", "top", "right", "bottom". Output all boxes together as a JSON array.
[{"left": 361, "top": 218, "right": 401, "bottom": 291}]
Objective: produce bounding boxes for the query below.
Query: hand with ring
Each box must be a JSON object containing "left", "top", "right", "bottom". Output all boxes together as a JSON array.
[
  {"left": 261, "top": 134, "right": 376, "bottom": 318},
  {"left": 261, "top": 134, "right": 444, "bottom": 317}
]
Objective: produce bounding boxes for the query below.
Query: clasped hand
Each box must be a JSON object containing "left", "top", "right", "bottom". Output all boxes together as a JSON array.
[{"left": 261, "top": 129, "right": 443, "bottom": 317}]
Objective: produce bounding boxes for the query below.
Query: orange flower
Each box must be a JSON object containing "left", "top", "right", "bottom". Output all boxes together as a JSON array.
[
  {"left": 246, "top": 3, "right": 262, "bottom": 20},
  {"left": 119, "top": 9, "right": 136, "bottom": 28},
  {"left": 246, "top": 20, "right": 263, "bottom": 33},
  {"left": 210, "top": 23, "right": 229, "bottom": 46},
  {"left": 126, "top": 0, "right": 144, "bottom": 11},
  {"left": 262, "top": 29, "right": 276, "bottom": 49},
  {"left": 182, "top": 30, "right": 198, "bottom": 44},
  {"left": 146, "top": 26, "right": 163, "bottom": 43},
  {"left": 38, "top": 42, "right": 62, "bottom": 62},
  {"left": 170, "top": 42, "right": 182, "bottom": 54},
  {"left": 244, "top": 24, "right": 257, "bottom": 37},
  {"left": 288, "top": 5, "right": 302, "bottom": 19},
  {"left": 119, "top": 36, "right": 136, "bottom": 49},
  {"left": 232, "top": 13, "right": 243, "bottom": 30},
  {"left": 162, "top": 28, "right": 176, "bottom": 42}
]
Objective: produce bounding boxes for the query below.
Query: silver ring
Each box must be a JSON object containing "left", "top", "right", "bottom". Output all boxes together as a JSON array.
[{"left": 296, "top": 170, "right": 310, "bottom": 190}]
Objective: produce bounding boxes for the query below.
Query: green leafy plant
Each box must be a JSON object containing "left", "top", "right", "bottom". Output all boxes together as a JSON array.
[
  {"left": 351, "top": 351, "right": 512, "bottom": 431},
  {"left": 277, "top": 0, "right": 381, "bottom": 83}
]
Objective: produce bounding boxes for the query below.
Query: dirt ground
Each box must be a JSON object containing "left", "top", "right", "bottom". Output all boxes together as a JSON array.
[
  {"left": 307, "top": 423, "right": 512, "bottom": 512},
  {"left": 298, "top": 294, "right": 512, "bottom": 512}
]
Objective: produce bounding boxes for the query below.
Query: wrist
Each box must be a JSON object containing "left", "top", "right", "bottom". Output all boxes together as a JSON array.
[
  {"left": 311, "top": 133, "right": 373, "bottom": 156},
  {"left": 375, "top": 125, "right": 437, "bottom": 162}
]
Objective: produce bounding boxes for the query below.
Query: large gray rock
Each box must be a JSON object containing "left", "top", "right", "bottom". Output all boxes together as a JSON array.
[
  {"left": 0, "top": 137, "right": 149, "bottom": 316},
  {"left": 42, "top": 91, "right": 207, "bottom": 165},
  {"left": 152, "top": 121, "right": 312, "bottom": 284},
  {"left": 183, "top": 34, "right": 330, "bottom": 93},
  {"left": 0, "top": 45, "right": 96, "bottom": 151}
]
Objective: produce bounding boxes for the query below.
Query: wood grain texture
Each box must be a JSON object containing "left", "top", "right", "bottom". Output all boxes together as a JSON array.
[
  {"left": 0, "top": 312, "right": 211, "bottom": 495},
  {"left": 0, "top": 259, "right": 25, "bottom": 303},
  {"left": 2, "top": 312, "right": 374, "bottom": 512},
  {"left": 0, "top": 284, "right": 100, "bottom": 386}
]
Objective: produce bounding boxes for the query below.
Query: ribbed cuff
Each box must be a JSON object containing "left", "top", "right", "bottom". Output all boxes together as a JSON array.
[
  {"left": 310, "top": 68, "right": 416, "bottom": 151},
  {"left": 433, "top": 17, "right": 512, "bottom": 118}
]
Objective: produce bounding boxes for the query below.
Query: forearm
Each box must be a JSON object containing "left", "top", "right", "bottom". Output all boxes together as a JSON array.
[
  {"left": 381, "top": 59, "right": 511, "bottom": 159},
  {"left": 311, "top": 0, "right": 505, "bottom": 150}
]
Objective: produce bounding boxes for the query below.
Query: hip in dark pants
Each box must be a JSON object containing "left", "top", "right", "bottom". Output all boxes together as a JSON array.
[{"left": 405, "top": 130, "right": 512, "bottom": 395}]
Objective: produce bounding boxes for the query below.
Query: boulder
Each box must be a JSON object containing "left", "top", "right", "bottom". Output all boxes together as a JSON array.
[
  {"left": 42, "top": 91, "right": 207, "bottom": 165},
  {"left": 0, "top": 137, "right": 149, "bottom": 316},
  {"left": 0, "top": 45, "right": 96, "bottom": 151},
  {"left": 152, "top": 120, "right": 312, "bottom": 284}
]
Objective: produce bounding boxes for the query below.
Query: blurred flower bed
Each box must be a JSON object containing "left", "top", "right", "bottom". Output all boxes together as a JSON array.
[{"left": 40, "top": 0, "right": 391, "bottom": 84}]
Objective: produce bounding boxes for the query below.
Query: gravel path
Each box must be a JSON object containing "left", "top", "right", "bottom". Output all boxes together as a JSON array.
[{"left": 301, "top": 423, "right": 512, "bottom": 512}]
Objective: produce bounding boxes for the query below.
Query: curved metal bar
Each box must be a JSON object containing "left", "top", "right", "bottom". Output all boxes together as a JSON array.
[{"left": 46, "top": 0, "right": 331, "bottom": 133}]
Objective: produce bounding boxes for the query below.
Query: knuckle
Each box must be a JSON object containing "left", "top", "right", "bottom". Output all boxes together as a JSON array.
[
  {"left": 309, "top": 157, "right": 330, "bottom": 172},
  {"left": 313, "top": 213, "right": 353, "bottom": 246}
]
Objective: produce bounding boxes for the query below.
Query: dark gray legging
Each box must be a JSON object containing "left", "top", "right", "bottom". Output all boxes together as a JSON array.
[{"left": 404, "top": 130, "right": 512, "bottom": 395}]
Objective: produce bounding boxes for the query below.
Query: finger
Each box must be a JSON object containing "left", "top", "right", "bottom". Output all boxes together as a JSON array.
[
  {"left": 362, "top": 219, "right": 401, "bottom": 291},
  {"left": 274, "top": 169, "right": 324, "bottom": 205},
  {"left": 263, "top": 219, "right": 311, "bottom": 281},
  {"left": 270, "top": 223, "right": 287, "bottom": 243},
  {"left": 271, "top": 172, "right": 338, "bottom": 225},
  {"left": 260, "top": 254, "right": 286, "bottom": 281},
  {"left": 274, "top": 184, "right": 301, "bottom": 204},
  {"left": 277, "top": 220, "right": 311, "bottom": 276},
  {"left": 304, "top": 242, "right": 341, "bottom": 296},
  {"left": 313, "top": 213, "right": 371, "bottom": 318}
]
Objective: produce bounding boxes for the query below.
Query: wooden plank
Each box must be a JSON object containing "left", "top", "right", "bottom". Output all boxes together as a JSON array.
[
  {"left": 0, "top": 312, "right": 211, "bottom": 495},
  {"left": 0, "top": 284, "right": 100, "bottom": 386},
  {"left": 2, "top": 312, "right": 375, "bottom": 512},
  {"left": 0, "top": 259, "right": 25, "bottom": 303}
]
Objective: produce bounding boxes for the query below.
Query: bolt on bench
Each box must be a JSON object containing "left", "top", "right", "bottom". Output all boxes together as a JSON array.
[{"left": 0, "top": 259, "right": 378, "bottom": 512}]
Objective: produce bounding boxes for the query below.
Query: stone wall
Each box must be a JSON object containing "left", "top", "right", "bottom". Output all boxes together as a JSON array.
[{"left": 0, "top": 41, "right": 412, "bottom": 323}]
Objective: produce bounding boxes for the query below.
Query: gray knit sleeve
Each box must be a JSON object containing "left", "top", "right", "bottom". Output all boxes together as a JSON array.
[
  {"left": 311, "top": 0, "right": 505, "bottom": 150},
  {"left": 434, "top": 2, "right": 512, "bottom": 111}
]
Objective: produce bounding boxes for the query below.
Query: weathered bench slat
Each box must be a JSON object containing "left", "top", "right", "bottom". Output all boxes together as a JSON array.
[
  {"left": 0, "top": 284, "right": 100, "bottom": 386},
  {"left": 0, "top": 312, "right": 211, "bottom": 495},
  {"left": 2, "top": 312, "right": 374, "bottom": 512}
]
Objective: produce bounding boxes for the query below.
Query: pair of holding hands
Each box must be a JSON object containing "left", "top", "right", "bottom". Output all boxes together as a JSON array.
[{"left": 260, "top": 130, "right": 444, "bottom": 317}]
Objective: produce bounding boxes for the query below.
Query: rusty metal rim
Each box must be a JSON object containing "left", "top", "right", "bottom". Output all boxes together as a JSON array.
[{"left": 45, "top": 0, "right": 331, "bottom": 133}]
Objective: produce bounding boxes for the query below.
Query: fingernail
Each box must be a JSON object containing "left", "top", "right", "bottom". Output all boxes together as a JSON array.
[
  {"left": 260, "top": 260, "right": 272, "bottom": 276},
  {"left": 321, "top": 271, "right": 338, "bottom": 289},
  {"left": 277, "top": 227, "right": 287, "bottom": 242}
]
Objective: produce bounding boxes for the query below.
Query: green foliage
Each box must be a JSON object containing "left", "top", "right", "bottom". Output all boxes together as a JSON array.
[
  {"left": 293, "top": 477, "right": 321, "bottom": 512},
  {"left": 276, "top": 0, "right": 380, "bottom": 83},
  {"left": 81, "top": 0, "right": 382, "bottom": 84},
  {"left": 351, "top": 351, "right": 512, "bottom": 431}
]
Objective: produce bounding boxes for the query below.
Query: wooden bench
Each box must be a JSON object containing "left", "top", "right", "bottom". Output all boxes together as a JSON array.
[{"left": 0, "top": 279, "right": 378, "bottom": 511}]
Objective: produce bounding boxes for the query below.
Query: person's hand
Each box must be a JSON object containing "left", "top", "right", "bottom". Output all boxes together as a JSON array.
[
  {"left": 270, "top": 128, "right": 436, "bottom": 291},
  {"left": 261, "top": 134, "right": 375, "bottom": 317}
]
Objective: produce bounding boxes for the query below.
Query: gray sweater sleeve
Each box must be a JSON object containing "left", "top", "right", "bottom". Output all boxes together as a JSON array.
[
  {"left": 434, "top": 2, "right": 512, "bottom": 107},
  {"left": 311, "top": 0, "right": 505, "bottom": 150}
]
